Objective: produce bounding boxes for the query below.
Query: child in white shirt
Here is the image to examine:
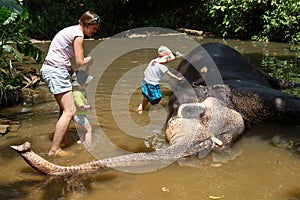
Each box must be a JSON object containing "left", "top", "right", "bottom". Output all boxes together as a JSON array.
[{"left": 136, "top": 46, "right": 184, "bottom": 114}]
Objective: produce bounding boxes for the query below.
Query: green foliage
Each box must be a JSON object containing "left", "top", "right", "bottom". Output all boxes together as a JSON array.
[
  {"left": 24, "top": 0, "right": 128, "bottom": 39},
  {"left": 204, "top": 0, "right": 267, "bottom": 38},
  {"left": 24, "top": 0, "right": 86, "bottom": 39},
  {"left": 0, "top": 0, "right": 45, "bottom": 108},
  {"left": 22, "top": 0, "right": 299, "bottom": 45},
  {"left": 147, "top": 13, "right": 177, "bottom": 28},
  {"left": 199, "top": 0, "right": 299, "bottom": 45},
  {"left": 252, "top": 0, "right": 300, "bottom": 45},
  {"left": 260, "top": 56, "right": 300, "bottom": 96}
]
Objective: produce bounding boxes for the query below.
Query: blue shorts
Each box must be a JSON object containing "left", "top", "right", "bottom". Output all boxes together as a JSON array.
[
  {"left": 40, "top": 64, "right": 72, "bottom": 95},
  {"left": 73, "top": 114, "right": 89, "bottom": 126},
  {"left": 141, "top": 81, "right": 162, "bottom": 105}
]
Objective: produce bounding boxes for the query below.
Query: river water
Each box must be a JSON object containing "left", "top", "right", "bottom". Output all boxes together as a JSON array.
[{"left": 0, "top": 34, "right": 299, "bottom": 200}]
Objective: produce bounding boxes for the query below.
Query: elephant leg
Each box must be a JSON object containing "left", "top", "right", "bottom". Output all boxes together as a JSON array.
[
  {"left": 275, "top": 98, "right": 300, "bottom": 123},
  {"left": 261, "top": 71, "right": 300, "bottom": 90}
]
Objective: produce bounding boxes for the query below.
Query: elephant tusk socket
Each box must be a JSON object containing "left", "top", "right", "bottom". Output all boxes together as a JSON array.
[{"left": 211, "top": 136, "right": 223, "bottom": 147}]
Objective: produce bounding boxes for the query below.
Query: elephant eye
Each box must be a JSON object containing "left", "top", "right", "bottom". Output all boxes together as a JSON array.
[{"left": 177, "top": 103, "right": 205, "bottom": 119}]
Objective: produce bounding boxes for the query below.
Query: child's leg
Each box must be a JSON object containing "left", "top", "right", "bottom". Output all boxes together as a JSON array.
[
  {"left": 74, "top": 115, "right": 87, "bottom": 143},
  {"left": 83, "top": 123, "right": 92, "bottom": 144},
  {"left": 78, "top": 126, "right": 86, "bottom": 142},
  {"left": 136, "top": 97, "right": 149, "bottom": 114},
  {"left": 141, "top": 97, "right": 149, "bottom": 110}
]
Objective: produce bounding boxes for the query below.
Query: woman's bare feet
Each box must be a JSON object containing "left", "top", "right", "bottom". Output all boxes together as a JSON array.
[{"left": 48, "top": 148, "right": 70, "bottom": 156}]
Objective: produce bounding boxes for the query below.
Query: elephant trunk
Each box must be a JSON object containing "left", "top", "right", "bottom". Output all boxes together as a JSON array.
[
  {"left": 10, "top": 142, "right": 108, "bottom": 176},
  {"left": 11, "top": 139, "right": 213, "bottom": 176}
]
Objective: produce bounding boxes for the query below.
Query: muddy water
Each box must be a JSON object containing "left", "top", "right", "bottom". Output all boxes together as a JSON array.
[{"left": 0, "top": 36, "right": 300, "bottom": 200}]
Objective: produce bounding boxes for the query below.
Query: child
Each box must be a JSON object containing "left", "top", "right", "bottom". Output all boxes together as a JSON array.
[
  {"left": 72, "top": 70, "right": 93, "bottom": 144},
  {"left": 136, "top": 46, "right": 184, "bottom": 114}
]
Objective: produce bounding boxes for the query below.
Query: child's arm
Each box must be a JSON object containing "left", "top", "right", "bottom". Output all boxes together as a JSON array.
[
  {"left": 165, "top": 70, "right": 184, "bottom": 81},
  {"left": 73, "top": 91, "right": 92, "bottom": 110},
  {"left": 76, "top": 104, "right": 91, "bottom": 111}
]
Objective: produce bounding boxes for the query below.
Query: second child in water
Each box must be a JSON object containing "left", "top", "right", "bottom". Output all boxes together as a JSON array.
[{"left": 72, "top": 70, "right": 93, "bottom": 144}]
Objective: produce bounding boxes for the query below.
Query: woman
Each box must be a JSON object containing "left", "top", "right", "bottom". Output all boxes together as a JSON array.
[{"left": 40, "top": 11, "right": 100, "bottom": 156}]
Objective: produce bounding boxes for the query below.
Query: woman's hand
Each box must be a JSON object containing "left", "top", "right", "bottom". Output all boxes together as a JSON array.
[{"left": 84, "top": 56, "right": 93, "bottom": 66}]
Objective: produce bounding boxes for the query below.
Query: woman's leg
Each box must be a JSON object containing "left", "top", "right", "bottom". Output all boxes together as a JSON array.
[
  {"left": 48, "top": 91, "right": 75, "bottom": 155},
  {"left": 57, "top": 107, "right": 69, "bottom": 146}
]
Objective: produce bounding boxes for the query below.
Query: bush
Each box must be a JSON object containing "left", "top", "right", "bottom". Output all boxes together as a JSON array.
[
  {"left": 198, "top": 0, "right": 299, "bottom": 45},
  {"left": 202, "top": 0, "right": 265, "bottom": 38},
  {"left": 22, "top": 0, "right": 300, "bottom": 45},
  {"left": 252, "top": 0, "right": 300, "bottom": 45},
  {"left": 0, "top": 0, "right": 44, "bottom": 108}
]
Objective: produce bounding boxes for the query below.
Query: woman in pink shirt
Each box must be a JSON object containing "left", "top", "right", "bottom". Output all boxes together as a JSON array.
[{"left": 40, "top": 11, "right": 100, "bottom": 156}]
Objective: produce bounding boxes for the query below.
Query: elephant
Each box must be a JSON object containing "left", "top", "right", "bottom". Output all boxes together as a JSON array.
[
  {"left": 166, "top": 42, "right": 300, "bottom": 145},
  {"left": 11, "top": 43, "right": 300, "bottom": 176}
]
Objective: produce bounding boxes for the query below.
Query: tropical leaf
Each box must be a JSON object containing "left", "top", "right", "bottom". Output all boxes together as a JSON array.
[
  {"left": 0, "top": 7, "right": 12, "bottom": 25},
  {"left": 0, "top": 0, "right": 42, "bottom": 107},
  {"left": 16, "top": 42, "right": 45, "bottom": 63},
  {"left": 2, "top": 44, "right": 23, "bottom": 61},
  {"left": 0, "top": 0, "right": 23, "bottom": 14},
  {"left": 3, "top": 12, "right": 18, "bottom": 25}
]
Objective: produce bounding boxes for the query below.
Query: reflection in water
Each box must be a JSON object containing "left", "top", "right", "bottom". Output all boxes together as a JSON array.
[
  {"left": 38, "top": 175, "right": 94, "bottom": 200},
  {"left": 0, "top": 37, "right": 299, "bottom": 200}
]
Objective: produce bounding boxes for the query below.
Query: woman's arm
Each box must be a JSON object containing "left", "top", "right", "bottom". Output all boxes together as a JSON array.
[{"left": 73, "top": 36, "right": 93, "bottom": 70}]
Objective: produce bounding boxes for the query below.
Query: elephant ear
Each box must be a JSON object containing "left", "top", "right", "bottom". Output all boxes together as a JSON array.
[{"left": 177, "top": 103, "right": 205, "bottom": 119}]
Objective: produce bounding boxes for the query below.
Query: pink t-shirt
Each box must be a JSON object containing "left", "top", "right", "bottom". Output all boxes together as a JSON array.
[{"left": 45, "top": 25, "right": 84, "bottom": 70}]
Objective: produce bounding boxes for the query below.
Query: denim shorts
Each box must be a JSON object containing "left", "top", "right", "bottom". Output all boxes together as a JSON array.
[
  {"left": 40, "top": 64, "right": 72, "bottom": 95},
  {"left": 73, "top": 114, "right": 89, "bottom": 126}
]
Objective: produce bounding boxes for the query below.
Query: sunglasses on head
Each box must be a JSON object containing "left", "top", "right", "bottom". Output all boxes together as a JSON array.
[{"left": 89, "top": 16, "right": 100, "bottom": 24}]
